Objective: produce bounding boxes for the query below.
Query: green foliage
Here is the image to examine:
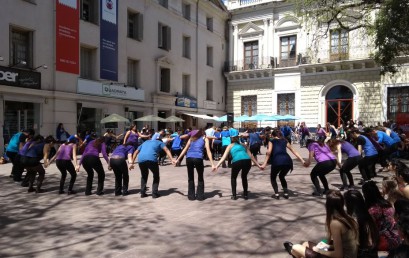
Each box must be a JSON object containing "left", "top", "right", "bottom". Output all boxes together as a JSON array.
[{"left": 291, "top": 0, "right": 409, "bottom": 74}]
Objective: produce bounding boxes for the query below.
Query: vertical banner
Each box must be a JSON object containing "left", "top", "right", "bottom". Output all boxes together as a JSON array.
[
  {"left": 100, "top": 0, "right": 118, "bottom": 81},
  {"left": 56, "top": 0, "right": 79, "bottom": 74}
]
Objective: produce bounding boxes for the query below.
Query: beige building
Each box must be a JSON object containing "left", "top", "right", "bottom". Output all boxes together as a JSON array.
[
  {"left": 0, "top": 0, "right": 229, "bottom": 154},
  {"left": 225, "top": 0, "right": 409, "bottom": 129}
]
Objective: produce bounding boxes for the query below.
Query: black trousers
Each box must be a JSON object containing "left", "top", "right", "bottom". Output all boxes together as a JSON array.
[
  {"left": 358, "top": 155, "right": 378, "bottom": 181},
  {"left": 186, "top": 158, "right": 204, "bottom": 183},
  {"left": 379, "top": 143, "right": 399, "bottom": 168},
  {"left": 138, "top": 161, "right": 160, "bottom": 194},
  {"left": 110, "top": 158, "right": 129, "bottom": 195},
  {"left": 310, "top": 160, "right": 336, "bottom": 192},
  {"left": 340, "top": 156, "right": 360, "bottom": 186},
  {"left": 270, "top": 165, "right": 292, "bottom": 194},
  {"left": 26, "top": 162, "right": 45, "bottom": 190},
  {"left": 222, "top": 145, "right": 231, "bottom": 166},
  {"left": 56, "top": 159, "right": 77, "bottom": 192},
  {"left": 7, "top": 152, "right": 25, "bottom": 181},
  {"left": 171, "top": 149, "right": 184, "bottom": 163},
  {"left": 82, "top": 156, "right": 105, "bottom": 195},
  {"left": 213, "top": 142, "right": 222, "bottom": 159},
  {"left": 250, "top": 143, "right": 260, "bottom": 158},
  {"left": 231, "top": 159, "right": 252, "bottom": 196}
]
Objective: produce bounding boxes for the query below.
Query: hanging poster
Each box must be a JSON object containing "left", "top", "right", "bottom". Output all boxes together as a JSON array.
[{"left": 100, "top": 0, "right": 118, "bottom": 81}]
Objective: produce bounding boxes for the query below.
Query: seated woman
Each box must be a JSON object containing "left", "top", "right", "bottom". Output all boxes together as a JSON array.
[
  {"left": 284, "top": 190, "right": 359, "bottom": 258},
  {"left": 344, "top": 190, "right": 379, "bottom": 258},
  {"left": 396, "top": 165, "right": 409, "bottom": 199},
  {"left": 382, "top": 176, "right": 405, "bottom": 206},
  {"left": 362, "top": 181, "right": 402, "bottom": 251}
]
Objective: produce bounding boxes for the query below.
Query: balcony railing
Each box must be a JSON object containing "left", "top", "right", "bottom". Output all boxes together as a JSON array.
[
  {"left": 224, "top": 56, "right": 302, "bottom": 72},
  {"left": 226, "top": 0, "right": 279, "bottom": 10}
]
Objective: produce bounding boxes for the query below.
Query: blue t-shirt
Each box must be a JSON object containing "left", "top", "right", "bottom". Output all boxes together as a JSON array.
[
  {"left": 376, "top": 131, "right": 394, "bottom": 147},
  {"left": 230, "top": 143, "right": 250, "bottom": 163},
  {"left": 171, "top": 135, "right": 183, "bottom": 150},
  {"left": 187, "top": 138, "right": 205, "bottom": 159},
  {"left": 281, "top": 126, "right": 292, "bottom": 137},
  {"left": 221, "top": 130, "right": 231, "bottom": 146},
  {"left": 270, "top": 138, "right": 293, "bottom": 168},
  {"left": 249, "top": 133, "right": 261, "bottom": 146},
  {"left": 214, "top": 131, "right": 221, "bottom": 145},
  {"left": 6, "top": 132, "right": 25, "bottom": 153},
  {"left": 137, "top": 140, "right": 166, "bottom": 163}
]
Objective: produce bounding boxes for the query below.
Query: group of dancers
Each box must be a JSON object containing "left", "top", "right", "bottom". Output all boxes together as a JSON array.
[{"left": 3, "top": 121, "right": 405, "bottom": 200}]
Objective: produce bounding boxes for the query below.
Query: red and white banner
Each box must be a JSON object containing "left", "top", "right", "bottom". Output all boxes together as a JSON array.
[{"left": 56, "top": 0, "right": 79, "bottom": 74}]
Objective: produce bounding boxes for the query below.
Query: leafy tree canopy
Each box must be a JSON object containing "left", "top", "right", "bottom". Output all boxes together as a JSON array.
[{"left": 291, "top": 0, "right": 409, "bottom": 74}]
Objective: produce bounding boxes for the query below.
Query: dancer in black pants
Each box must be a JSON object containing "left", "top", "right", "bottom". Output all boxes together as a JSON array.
[
  {"left": 304, "top": 139, "right": 337, "bottom": 196},
  {"left": 328, "top": 139, "right": 361, "bottom": 190},
  {"left": 131, "top": 138, "right": 175, "bottom": 198},
  {"left": 109, "top": 143, "right": 135, "bottom": 196},
  {"left": 214, "top": 130, "right": 262, "bottom": 200},
  {"left": 21, "top": 135, "right": 55, "bottom": 193},
  {"left": 261, "top": 129, "right": 305, "bottom": 199},
  {"left": 76, "top": 136, "right": 109, "bottom": 196},
  {"left": 175, "top": 129, "right": 214, "bottom": 201},
  {"left": 47, "top": 136, "right": 78, "bottom": 194}
]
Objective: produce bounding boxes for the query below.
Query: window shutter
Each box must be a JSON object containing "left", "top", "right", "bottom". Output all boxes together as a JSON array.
[
  {"left": 158, "top": 23, "right": 163, "bottom": 48},
  {"left": 137, "top": 14, "right": 143, "bottom": 41},
  {"left": 167, "top": 26, "right": 171, "bottom": 50}
]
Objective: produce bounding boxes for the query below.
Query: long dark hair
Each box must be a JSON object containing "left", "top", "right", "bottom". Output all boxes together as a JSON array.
[
  {"left": 325, "top": 190, "right": 358, "bottom": 240},
  {"left": 344, "top": 190, "right": 379, "bottom": 248},
  {"left": 327, "top": 139, "right": 342, "bottom": 152},
  {"left": 362, "top": 181, "right": 392, "bottom": 209},
  {"left": 93, "top": 136, "right": 106, "bottom": 150}
]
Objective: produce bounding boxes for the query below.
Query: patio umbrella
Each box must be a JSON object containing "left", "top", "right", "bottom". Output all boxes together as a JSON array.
[
  {"left": 276, "top": 114, "right": 301, "bottom": 120},
  {"left": 235, "top": 115, "right": 250, "bottom": 122},
  {"left": 134, "top": 115, "right": 166, "bottom": 122},
  {"left": 164, "top": 115, "right": 185, "bottom": 122},
  {"left": 248, "top": 114, "right": 274, "bottom": 121},
  {"left": 100, "top": 113, "right": 129, "bottom": 123},
  {"left": 215, "top": 115, "right": 227, "bottom": 122}
]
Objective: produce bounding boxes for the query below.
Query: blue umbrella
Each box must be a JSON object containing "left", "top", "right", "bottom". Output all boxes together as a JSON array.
[
  {"left": 215, "top": 115, "right": 228, "bottom": 122},
  {"left": 235, "top": 115, "right": 250, "bottom": 122},
  {"left": 277, "top": 114, "right": 301, "bottom": 120}
]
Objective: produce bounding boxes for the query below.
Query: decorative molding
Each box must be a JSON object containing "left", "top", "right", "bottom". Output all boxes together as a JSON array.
[{"left": 239, "top": 22, "right": 264, "bottom": 37}]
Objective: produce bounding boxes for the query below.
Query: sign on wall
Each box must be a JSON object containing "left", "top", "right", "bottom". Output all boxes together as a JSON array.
[
  {"left": 56, "top": 0, "right": 79, "bottom": 74},
  {"left": 77, "top": 78, "right": 145, "bottom": 101},
  {"left": 0, "top": 66, "right": 41, "bottom": 89},
  {"left": 176, "top": 97, "right": 197, "bottom": 108},
  {"left": 100, "top": 0, "right": 118, "bottom": 81}
]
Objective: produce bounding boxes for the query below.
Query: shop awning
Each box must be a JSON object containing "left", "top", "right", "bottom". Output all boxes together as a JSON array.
[{"left": 183, "top": 113, "right": 218, "bottom": 120}]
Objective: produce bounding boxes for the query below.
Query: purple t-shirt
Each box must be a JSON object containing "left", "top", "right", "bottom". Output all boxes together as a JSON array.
[
  {"left": 341, "top": 141, "right": 360, "bottom": 158},
  {"left": 308, "top": 142, "right": 336, "bottom": 163},
  {"left": 111, "top": 144, "right": 135, "bottom": 158},
  {"left": 56, "top": 143, "right": 75, "bottom": 160},
  {"left": 79, "top": 140, "right": 109, "bottom": 165}
]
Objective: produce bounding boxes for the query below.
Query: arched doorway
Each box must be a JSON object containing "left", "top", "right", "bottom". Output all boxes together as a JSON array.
[{"left": 326, "top": 86, "right": 353, "bottom": 126}]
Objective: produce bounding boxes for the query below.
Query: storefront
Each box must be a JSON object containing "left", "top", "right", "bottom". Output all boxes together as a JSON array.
[{"left": 1, "top": 65, "right": 41, "bottom": 153}]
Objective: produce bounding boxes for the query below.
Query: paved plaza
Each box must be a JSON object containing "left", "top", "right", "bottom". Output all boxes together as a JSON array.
[{"left": 0, "top": 145, "right": 384, "bottom": 258}]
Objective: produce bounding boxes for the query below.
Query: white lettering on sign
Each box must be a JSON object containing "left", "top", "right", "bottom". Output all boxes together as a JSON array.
[{"left": 0, "top": 71, "right": 18, "bottom": 82}]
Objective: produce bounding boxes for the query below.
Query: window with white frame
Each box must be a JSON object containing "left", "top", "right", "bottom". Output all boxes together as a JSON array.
[
  {"left": 10, "top": 27, "right": 32, "bottom": 68},
  {"left": 280, "top": 35, "right": 297, "bottom": 67},
  {"left": 127, "top": 59, "right": 140, "bottom": 88},
  {"left": 244, "top": 41, "right": 258, "bottom": 70},
  {"left": 330, "top": 29, "right": 349, "bottom": 61},
  {"left": 277, "top": 93, "right": 295, "bottom": 115},
  {"left": 182, "top": 74, "right": 190, "bottom": 97},
  {"left": 81, "top": 0, "right": 98, "bottom": 24},
  {"left": 241, "top": 95, "right": 257, "bottom": 116},
  {"left": 207, "top": 46, "right": 213, "bottom": 67},
  {"left": 206, "top": 80, "right": 213, "bottom": 101},
  {"left": 158, "top": 23, "right": 171, "bottom": 51},
  {"left": 182, "top": 2, "right": 191, "bottom": 20},
  {"left": 160, "top": 67, "right": 170, "bottom": 93},
  {"left": 128, "top": 11, "right": 143, "bottom": 41},
  {"left": 80, "top": 47, "right": 95, "bottom": 79},
  {"left": 183, "top": 36, "right": 191, "bottom": 59}
]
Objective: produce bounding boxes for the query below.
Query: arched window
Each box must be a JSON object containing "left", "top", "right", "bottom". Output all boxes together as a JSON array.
[{"left": 326, "top": 86, "right": 354, "bottom": 126}]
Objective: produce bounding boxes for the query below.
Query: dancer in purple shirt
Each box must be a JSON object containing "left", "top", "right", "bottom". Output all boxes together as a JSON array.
[
  {"left": 109, "top": 143, "right": 135, "bottom": 196},
  {"left": 304, "top": 139, "right": 337, "bottom": 196},
  {"left": 47, "top": 137, "right": 78, "bottom": 194},
  {"left": 76, "top": 137, "right": 109, "bottom": 196}
]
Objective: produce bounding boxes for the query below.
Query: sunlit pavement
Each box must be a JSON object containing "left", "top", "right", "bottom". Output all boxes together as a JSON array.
[{"left": 0, "top": 145, "right": 386, "bottom": 258}]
